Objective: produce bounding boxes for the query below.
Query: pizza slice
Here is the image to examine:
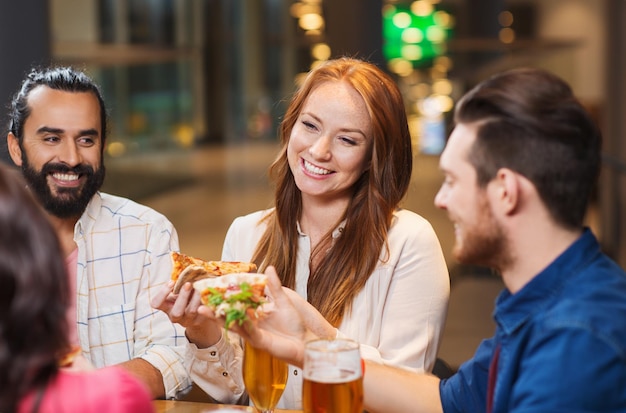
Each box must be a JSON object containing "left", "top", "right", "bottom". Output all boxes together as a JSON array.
[
  {"left": 170, "top": 251, "right": 201, "bottom": 280},
  {"left": 170, "top": 251, "right": 257, "bottom": 293},
  {"left": 193, "top": 273, "right": 267, "bottom": 330}
]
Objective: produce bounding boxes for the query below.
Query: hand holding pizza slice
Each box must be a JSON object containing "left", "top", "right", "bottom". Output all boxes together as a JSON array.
[{"left": 193, "top": 273, "right": 268, "bottom": 331}]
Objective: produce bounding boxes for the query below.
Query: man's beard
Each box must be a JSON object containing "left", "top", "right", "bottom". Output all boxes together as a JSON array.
[
  {"left": 21, "top": 157, "right": 105, "bottom": 219},
  {"left": 453, "top": 197, "right": 511, "bottom": 272}
]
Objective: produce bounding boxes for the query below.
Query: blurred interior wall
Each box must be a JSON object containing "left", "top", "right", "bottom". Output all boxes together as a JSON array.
[
  {"left": 600, "top": 0, "right": 626, "bottom": 267},
  {"left": 323, "top": 0, "right": 384, "bottom": 67},
  {"left": 0, "top": 0, "right": 51, "bottom": 164},
  {"left": 534, "top": 0, "right": 605, "bottom": 104}
]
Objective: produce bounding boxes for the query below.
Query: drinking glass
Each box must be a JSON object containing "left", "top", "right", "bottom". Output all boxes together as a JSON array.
[
  {"left": 302, "top": 338, "right": 364, "bottom": 413},
  {"left": 243, "top": 341, "right": 289, "bottom": 413}
]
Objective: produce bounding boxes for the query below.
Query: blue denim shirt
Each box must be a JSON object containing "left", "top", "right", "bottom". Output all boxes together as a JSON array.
[{"left": 440, "top": 229, "right": 626, "bottom": 412}]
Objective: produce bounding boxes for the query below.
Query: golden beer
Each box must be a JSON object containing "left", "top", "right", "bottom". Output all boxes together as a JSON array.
[
  {"left": 303, "top": 339, "right": 364, "bottom": 413},
  {"left": 243, "top": 342, "right": 288, "bottom": 412},
  {"left": 303, "top": 375, "right": 364, "bottom": 413}
]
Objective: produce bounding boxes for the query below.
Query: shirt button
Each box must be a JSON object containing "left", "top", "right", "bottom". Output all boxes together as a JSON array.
[
  {"left": 210, "top": 351, "right": 217, "bottom": 356},
  {"left": 222, "top": 372, "right": 228, "bottom": 377},
  {"left": 293, "top": 370, "right": 298, "bottom": 376}
]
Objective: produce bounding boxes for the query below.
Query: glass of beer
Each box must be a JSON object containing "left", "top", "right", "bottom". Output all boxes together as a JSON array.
[
  {"left": 243, "top": 341, "right": 289, "bottom": 412},
  {"left": 302, "top": 338, "right": 364, "bottom": 413}
]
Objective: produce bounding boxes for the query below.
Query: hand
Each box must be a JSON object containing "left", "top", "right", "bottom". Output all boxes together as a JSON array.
[
  {"left": 229, "top": 266, "right": 324, "bottom": 367},
  {"left": 150, "top": 280, "right": 222, "bottom": 348},
  {"left": 281, "top": 286, "right": 336, "bottom": 340}
]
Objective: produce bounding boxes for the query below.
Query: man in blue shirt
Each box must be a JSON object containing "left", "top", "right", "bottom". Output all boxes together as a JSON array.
[{"left": 212, "top": 67, "right": 626, "bottom": 412}]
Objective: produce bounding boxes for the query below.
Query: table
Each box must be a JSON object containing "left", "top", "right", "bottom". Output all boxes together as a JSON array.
[{"left": 153, "top": 400, "right": 301, "bottom": 413}]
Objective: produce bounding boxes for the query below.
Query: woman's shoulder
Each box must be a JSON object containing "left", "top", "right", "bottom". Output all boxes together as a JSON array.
[
  {"left": 388, "top": 208, "right": 443, "bottom": 247},
  {"left": 391, "top": 208, "right": 434, "bottom": 229},
  {"left": 230, "top": 208, "right": 274, "bottom": 229},
  {"left": 223, "top": 209, "right": 274, "bottom": 260},
  {"left": 22, "top": 367, "right": 154, "bottom": 413}
]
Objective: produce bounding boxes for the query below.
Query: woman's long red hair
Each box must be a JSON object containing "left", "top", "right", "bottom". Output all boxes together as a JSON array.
[{"left": 252, "top": 58, "right": 413, "bottom": 326}]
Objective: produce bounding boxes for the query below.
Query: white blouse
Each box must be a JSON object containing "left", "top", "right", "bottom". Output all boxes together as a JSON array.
[{"left": 186, "top": 208, "right": 450, "bottom": 409}]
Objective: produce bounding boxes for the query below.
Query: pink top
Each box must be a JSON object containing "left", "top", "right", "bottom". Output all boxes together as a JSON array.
[
  {"left": 65, "top": 248, "right": 79, "bottom": 347},
  {"left": 18, "top": 366, "right": 154, "bottom": 413}
]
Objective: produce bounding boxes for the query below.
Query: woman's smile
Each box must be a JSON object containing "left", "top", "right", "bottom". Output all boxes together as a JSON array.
[{"left": 301, "top": 158, "right": 333, "bottom": 177}]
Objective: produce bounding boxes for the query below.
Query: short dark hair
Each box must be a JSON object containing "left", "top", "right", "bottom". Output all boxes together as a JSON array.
[
  {"left": 455, "top": 67, "right": 601, "bottom": 229},
  {"left": 8, "top": 66, "right": 108, "bottom": 148}
]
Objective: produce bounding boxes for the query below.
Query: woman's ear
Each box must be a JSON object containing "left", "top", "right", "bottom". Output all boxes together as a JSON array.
[{"left": 7, "top": 133, "right": 23, "bottom": 167}]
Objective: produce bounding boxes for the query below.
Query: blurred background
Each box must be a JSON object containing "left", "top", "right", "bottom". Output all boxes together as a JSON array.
[{"left": 1, "top": 0, "right": 624, "bottom": 373}]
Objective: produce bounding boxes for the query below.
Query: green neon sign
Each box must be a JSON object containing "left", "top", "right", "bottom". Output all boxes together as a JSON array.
[{"left": 382, "top": 4, "right": 453, "bottom": 67}]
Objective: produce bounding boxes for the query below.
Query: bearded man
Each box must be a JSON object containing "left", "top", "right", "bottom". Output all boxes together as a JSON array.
[
  {"left": 214, "top": 68, "right": 626, "bottom": 413},
  {"left": 6, "top": 66, "right": 191, "bottom": 400}
]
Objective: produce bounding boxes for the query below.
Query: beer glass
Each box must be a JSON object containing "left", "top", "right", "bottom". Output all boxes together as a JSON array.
[
  {"left": 243, "top": 341, "right": 289, "bottom": 413},
  {"left": 302, "top": 338, "right": 364, "bottom": 413}
]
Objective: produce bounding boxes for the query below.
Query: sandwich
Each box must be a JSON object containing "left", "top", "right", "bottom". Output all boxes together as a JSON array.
[{"left": 193, "top": 272, "right": 268, "bottom": 330}]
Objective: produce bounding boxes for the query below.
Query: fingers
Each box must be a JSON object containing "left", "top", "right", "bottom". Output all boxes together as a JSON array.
[
  {"left": 150, "top": 280, "right": 175, "bottom": 310},
  {"left": 187, "top": 286, "right": 204, "bottom": 314},
  {"left": 197, "top": 303, "right": 216, "bottom": 318},
  {"left": 264, "top": 265, "right": 288, "bottom": 301},
  {"left": 263, "top": 269, "right": 335, "bottom": 340},
  {"left": 261, "top": 267, "right": 299, "bottom": 321},
  {"left": 168, "top": 282, "right": 198, "bottom": 322}
]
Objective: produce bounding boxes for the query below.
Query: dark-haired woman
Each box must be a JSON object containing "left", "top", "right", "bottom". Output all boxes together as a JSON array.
[{"left": 0, "top": 165, "right": 154, "bottom": 413}]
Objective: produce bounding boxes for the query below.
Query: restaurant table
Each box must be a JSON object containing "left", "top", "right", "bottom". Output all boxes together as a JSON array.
[{"left": 153, "top": 400, "right": 302, "bottom": 413}]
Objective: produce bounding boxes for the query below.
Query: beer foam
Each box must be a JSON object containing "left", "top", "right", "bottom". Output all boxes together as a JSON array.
[{"left": 304, "top": 367, "right": 361, "bottom": 383}]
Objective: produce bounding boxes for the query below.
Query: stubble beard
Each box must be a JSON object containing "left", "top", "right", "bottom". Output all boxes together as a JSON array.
[{"left": 452, "top": 199, "right": 510, "bottom": 272}]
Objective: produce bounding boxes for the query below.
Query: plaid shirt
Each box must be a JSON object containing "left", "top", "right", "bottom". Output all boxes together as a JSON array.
[{"left": 74, "top": 192, "right": 191, "bottom": 399}]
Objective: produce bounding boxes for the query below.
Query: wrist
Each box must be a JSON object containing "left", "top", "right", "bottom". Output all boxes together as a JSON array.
[
  {"left": 185, "top": 325, "right": 222, "bottom": 349},
  {"left": 303, "top": 327, "right": 319, "bottom": 343}
]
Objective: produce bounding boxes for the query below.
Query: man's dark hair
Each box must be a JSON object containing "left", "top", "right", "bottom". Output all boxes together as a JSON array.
[
  {"left": 8, "top": 66, "right": 107, "bottom": 149},
  {"left": 455, "top": 67, "right": 601, "bottom": 229}
]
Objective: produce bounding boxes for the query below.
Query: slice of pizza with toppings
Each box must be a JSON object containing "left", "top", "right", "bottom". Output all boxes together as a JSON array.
[
  {"left": 202, "top": 260, "right": 258, "bottom": 276},
  {"left": 170, "top": 251, "right": 199, "bottom": 281},
  {"left": 193, "top": 273, "right": 267, "bottom": 330},
  {"left": 170, "top": 251, "right": 257, "bottom": 293}
]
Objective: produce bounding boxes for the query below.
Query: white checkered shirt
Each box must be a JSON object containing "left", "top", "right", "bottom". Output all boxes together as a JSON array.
[{"left": 74, "top": 192, "right": 191, "bottom": 399}]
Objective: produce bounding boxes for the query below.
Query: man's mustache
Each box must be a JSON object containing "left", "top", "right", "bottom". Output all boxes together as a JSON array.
[{"left": 41, "top": 163, "right": 95, "bottom": 176}]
